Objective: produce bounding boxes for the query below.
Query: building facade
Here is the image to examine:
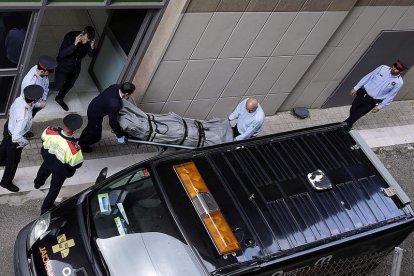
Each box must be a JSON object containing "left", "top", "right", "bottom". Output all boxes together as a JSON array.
[
  {"left": 0, "top": 0, "right": 413, "bottom": 120},
  {"left": 136, "top": 0, "right": 414, "bottom": 119}
]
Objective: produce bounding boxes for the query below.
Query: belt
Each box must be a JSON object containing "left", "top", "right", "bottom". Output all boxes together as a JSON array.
[{"left": 359, "top": 87, "right": 383, "bottom": 104}]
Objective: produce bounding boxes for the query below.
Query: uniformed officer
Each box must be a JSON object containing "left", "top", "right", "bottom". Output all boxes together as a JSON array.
[
  {"left": 0, "top": 85, "right": 44, "bottom": 192},
  {"left": 34, "top": 113, "right": 84, "bottom": 214},
  {"left": 78, "top": 82, "right": 135, "bottom": 153},
  {"left": 345, "top": 60, "right": 407, "bottom": 128},
  {"left": 21, "top": 55, "right": 58, "bottom": 137}
]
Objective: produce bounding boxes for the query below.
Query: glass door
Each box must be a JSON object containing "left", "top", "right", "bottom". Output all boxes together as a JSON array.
[
  {"left": 0, "top": 11, "right": 33, "bottom": 115},
  {"left": 90, "top": 9, "right": 153, "bottom": 91}
]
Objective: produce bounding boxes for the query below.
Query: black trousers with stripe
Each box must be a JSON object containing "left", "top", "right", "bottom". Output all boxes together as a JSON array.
[{"left": 345, "top": 88, "right": 379, "bottom": 128}]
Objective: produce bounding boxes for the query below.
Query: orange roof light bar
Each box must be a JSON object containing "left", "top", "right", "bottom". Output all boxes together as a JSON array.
[{"left": 174, "top": 162, "right": 240, "bottom": 255}]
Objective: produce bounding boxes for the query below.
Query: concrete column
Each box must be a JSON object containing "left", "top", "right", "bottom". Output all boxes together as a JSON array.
[{"left": 132, "top": 0, "right": 190, "bottom": 103}]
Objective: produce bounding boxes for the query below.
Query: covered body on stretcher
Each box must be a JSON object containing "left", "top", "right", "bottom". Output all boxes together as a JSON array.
[{"left": 118, "top": 100, "right": 234, "bottom": 148}]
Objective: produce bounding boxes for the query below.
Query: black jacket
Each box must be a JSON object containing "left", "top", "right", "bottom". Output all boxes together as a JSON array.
[
  {"left": 88, "top": 84, "right": 124, "bottom": 137},
  {"left": 56, "top": 31, "right": 96, "bottom": 72}
]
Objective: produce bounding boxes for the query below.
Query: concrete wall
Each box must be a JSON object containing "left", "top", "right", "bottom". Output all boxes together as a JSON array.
[
  {"left": 281, "top": 4, "right": 414, "bottom": 110},
  {"left": 138, "top": 0, "right": 414, "bottom": 118}
]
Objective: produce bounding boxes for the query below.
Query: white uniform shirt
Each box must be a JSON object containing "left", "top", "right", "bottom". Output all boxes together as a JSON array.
[
  {"left": 228, "top": 99, "right": 265, "bottom": 141},
  {"left": 21, "top": 65, "right": 49, "bottom": 109},
  {"left": 354, "top": 65, "right": 404, "bottom": 110},
  {"left": 8, "top": 97, "right": 33, "bottom": 146}
]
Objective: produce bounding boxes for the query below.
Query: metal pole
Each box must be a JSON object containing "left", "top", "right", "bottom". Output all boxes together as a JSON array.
[
  {"left": 390, "top": 247, "right": 404, "bottom": 276},
  {"left": 127, "top": 138, "right": 196, "bottom": 150}
]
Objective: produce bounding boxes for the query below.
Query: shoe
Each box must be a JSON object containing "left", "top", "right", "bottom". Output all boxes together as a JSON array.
[
  {"left": 24, "top": 131, "right": 34, "bottom": 139},
  {"left": 0, "top": 182, "right": 20, "bottom": 192},
  {"left": 34, "top": 181, "right": 44, "bottom": 189},
  {"left": 55, "top": 97, "right": 69, "bottom": 111},
  {"left": 81, "top": 145, "right": 93, "bottom": 153},
  {"left": 41, "top": 203, "right": 57, "bottom": 215}
]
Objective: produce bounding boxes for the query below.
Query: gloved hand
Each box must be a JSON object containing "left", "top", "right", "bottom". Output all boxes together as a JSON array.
[{"left": 117, "top": 136, "right": 126, "bottom": 144}]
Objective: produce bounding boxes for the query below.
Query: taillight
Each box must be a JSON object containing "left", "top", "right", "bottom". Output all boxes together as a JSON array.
[{"left": 174, "top": 162, "right": 240, "bottom": 255}]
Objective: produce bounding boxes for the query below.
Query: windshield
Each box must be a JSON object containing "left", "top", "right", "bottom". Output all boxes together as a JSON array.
[{"left": 88, "top": 166, "right": 203, "bottom": 276}]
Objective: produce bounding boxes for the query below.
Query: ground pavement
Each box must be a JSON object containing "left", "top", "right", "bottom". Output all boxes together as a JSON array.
[{"left": 1, "top": 100, "right": 414, "bottom": 196}]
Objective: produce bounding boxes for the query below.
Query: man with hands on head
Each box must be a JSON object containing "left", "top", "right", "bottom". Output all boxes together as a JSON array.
[
  {"left": 344, "top": 60, "right": 406, "bottom": 128},
  {"left": 54, "top": 26, "right": 97, "bottom": 111},
  {"left": 79, "top": 82, "right": 136, "bottom": 153},
  {"left": 0, "top": 85, "right": 43, "bottom": 192}
]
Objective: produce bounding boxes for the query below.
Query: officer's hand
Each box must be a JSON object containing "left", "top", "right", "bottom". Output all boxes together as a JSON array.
[
  {"left": 371, "top": 107, "right": 380, "bottom": 113},
  {"left": 350, "top": 89, "right": 357, "bottom": 96},
  {"left": 90, "top": 38, "right": 96, "bottom": 49},
  {"left": 16, "top": 144, "right": 26, "bottom": 149},
  {"left": 75, "top": 34, "right": 82, "bottom": 45},
  {"left": 117, "top": 136, "right": 126, "bottom": 144},
  {"left": 39, "top": 100, "right": 46, "bottom": 108}
]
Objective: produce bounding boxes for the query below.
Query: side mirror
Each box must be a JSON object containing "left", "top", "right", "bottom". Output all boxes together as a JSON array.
[{"left": 95, "top": 167, "right": 108, "bottom": 184}]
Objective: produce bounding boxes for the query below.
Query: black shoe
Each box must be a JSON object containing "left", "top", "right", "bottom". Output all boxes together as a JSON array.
[
  {"left": 34, "top": 181, "right": 44, "bottom": 189},
  {"left": 0, "top": 182, "right": 20, "bottom": 192},
  {"left": 81, "top": 145, "right": 93, "bottom": 153},
  {"left": 24, "top": 131, "right": 34, "bottom": 139},
  {"left": 55, "top": 97, "right": 69, "bottom": 111},
  {"left": 41, "top": 203, "right": 57, "bottom": 214}
]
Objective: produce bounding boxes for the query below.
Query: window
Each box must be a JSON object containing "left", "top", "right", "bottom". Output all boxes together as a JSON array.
[{"left": 89, "top": 166, "right": 179, "bottom": 239}]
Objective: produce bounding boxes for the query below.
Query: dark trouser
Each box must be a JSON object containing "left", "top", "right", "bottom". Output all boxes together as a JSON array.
[
  {"left": 79, "top": 115, "right": 103, "bottom": 147},
  {"left": 32, "top": 107, "right": 41, "bottom": 118},
  {"left": 345, "top": 88, "right": 380, "bottom": 128},
  {"left": 0, "top": 132, "right": 23, "bottom": 187},
  {"left": 232, "top": 125, "right": 240, "bottom": 138},
  {"left": 34, "top": 162, "right": 66, "bottom": 214},
  {"left": 54, "top": 67, "right": 81, "bottom": 101}
]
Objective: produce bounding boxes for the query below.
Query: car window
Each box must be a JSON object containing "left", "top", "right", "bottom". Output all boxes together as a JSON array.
[{"left": 89, "top": 167, "right": 179, "bottom": 239}]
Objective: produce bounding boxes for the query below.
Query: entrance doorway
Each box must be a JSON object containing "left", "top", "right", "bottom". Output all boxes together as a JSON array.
[
  {"left": 90, "top": 9, "right": 153, "bottom": 92},
  {"left": 0, "top": 1, "right": 163, "bottom": 119},
  {"left": 30, "top": 9, "right": 103, "bottom": 120},
  {"left": 322, "top": 30, "right": 414, "bottom": 108}
]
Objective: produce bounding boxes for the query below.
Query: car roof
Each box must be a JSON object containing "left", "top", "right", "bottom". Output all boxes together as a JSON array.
[{"left": 154, "top": 123, "right": 412, "bottom": 274}]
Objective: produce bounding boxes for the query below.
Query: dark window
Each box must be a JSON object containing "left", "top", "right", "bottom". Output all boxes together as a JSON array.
[
  {"left": 0, "top": 76, "right": 15, "bottom": 114},
  {"left": 108, "top": 9, "right": 147, "bottom": 55},
  {"left": 0, "top": 12, "right": 31, "bottom": 69}
]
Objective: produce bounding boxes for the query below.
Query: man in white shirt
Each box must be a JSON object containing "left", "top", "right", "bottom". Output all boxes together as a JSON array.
[
  {"left": 21, "top": 55, "right": 57, "bottom": 117},
  {"left": 0, "top": 85, "right": 43, "bottom": 192},
  {"left": 228, "top": 97, "right": 265, "bottom": 141},
  {"left": 345, "top": 60, "right": 406, "bottom": 128}
]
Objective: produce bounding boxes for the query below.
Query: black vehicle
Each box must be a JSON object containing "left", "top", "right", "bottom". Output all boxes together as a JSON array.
[{"left": 14, "top": 123, "right": 414, "bottom": 276}]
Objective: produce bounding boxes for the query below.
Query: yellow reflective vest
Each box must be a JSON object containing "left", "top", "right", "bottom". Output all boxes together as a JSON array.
[{"left": 41, "top": 127, "right": 83, "bottom": 168}]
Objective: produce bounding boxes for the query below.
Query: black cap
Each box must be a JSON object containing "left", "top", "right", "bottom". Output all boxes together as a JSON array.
[
  {"left": 393, "top": 60, "right": 407, "bottom": 72},
  {"left": 38, "top": 55, "right": 57, "bottom": 70},
  {"left": 63, "top": 114, "right": 83, "bottom": 130},
  {"left": 23, "top": 84, "right": 43, "bottom": 100}
]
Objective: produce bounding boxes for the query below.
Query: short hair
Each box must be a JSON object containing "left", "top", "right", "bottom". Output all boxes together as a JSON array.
[
  {"left": 83, "top": 26, "right": 95, "bottom": 40},
  {"left": 120, "top": 82, "right": 136, "bottom": 94}
]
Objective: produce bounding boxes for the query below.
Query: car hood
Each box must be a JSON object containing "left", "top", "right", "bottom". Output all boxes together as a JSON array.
[
  {"left": 96, "top": 232, "right": 204, "bottom": 276},
  {"left": 31, "top": 198, "right": 95, "bottom": 276}
]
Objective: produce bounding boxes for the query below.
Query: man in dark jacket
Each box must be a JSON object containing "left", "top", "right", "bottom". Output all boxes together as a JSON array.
[
  {"left": 34, "top": 113, "right": 84, "bottom": 214},
  {"left": 79, "top": 82, "right": 136, "bottom": 153},
  {"left": 54, "top": 26, "right": 96, "bottom": 111}
]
